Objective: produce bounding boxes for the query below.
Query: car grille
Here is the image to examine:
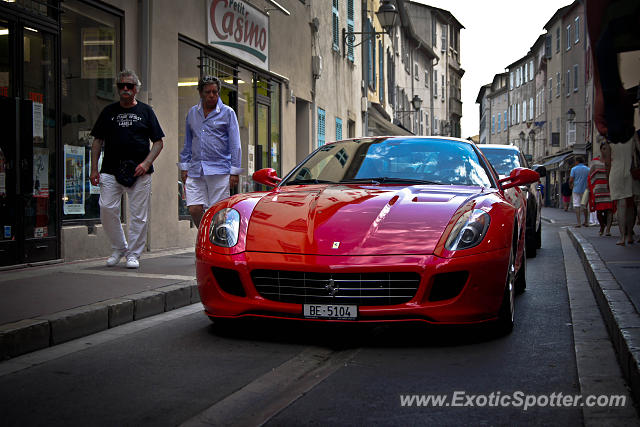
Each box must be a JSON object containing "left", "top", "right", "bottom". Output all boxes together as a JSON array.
[{"left": 251, "top": 270, "right": 421, "bottom": 306}]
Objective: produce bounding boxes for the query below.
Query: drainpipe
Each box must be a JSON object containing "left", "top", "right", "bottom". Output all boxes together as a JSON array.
[
  {"left": 140, "top": 0, "right": 151, "bottom": 250},
  {"left": 140, "top": 0, "right": 150, "bottom": 103}
]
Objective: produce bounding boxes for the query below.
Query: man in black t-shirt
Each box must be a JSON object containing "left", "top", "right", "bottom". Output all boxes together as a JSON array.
[{"left": 89, "top": 69, "right": 164, "bottom": 269}]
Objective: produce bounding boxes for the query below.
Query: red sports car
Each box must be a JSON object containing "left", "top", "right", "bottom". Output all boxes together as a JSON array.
[{"left": 195, "top": 136, "right": 539, "bottom": 333}]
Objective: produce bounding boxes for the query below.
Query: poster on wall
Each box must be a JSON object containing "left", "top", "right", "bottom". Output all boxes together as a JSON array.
[
  {"left": 33, "top": 147, "right": 49, "bottom": 196},
  {"left": 247, "top": 144, "right": 255, "bottom": 175},
  {"left": 64, "top": 145, "right": 85, "bottom": 215},
  {"left": 79, "top": 130, "right": 102, "bottom": 195},
  {"left": 32, "top": 102, "right": 43, "bottom": 139}
]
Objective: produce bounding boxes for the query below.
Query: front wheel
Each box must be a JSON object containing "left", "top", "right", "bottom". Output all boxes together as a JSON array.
[
  {"left": 515, "top": 246, "right": 526, "bottom": 294},
  {"left": 536, "top": 222, "right": 542, "bottom": 249},
  {"left": 526, "top": 231, "right": 537, "bottom": 258}
]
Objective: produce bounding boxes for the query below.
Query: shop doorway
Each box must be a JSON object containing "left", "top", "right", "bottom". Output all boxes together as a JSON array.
[{"left": 0, "top": 20, "right": 59, "bottom": 266}]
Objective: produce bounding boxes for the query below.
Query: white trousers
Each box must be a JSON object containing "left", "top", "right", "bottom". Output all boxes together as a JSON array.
[{"left": 99, "top": 173, "right": 152, "bottom": 258}]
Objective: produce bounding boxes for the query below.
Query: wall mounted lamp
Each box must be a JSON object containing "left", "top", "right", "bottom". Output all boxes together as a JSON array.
[
  {"left": 342, "top": 0, "right": 398, "bottom": 53},
  {"left": 395, "top": 95, "right": 423, "bottom": 114},
  {"left": 567, "top": 108, "right": 591, "bottom": 126}
]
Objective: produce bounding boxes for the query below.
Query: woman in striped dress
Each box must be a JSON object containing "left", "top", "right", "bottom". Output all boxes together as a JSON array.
[{"left": 589, "top": 141, "right": 614, "bottom": 236}]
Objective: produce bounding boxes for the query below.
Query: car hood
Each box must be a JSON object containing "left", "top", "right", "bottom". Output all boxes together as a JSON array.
[{"left": 245, "top": 185, "right": 481, "bottom": 255}]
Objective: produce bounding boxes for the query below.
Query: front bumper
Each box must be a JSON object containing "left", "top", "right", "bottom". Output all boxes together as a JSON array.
[{"left": 196, "top": 246, "right": 511, "bottom": 325}]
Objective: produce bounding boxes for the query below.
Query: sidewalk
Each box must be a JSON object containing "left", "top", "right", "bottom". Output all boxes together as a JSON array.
[
  {"left": 1, "top": 208, "right": 640, "bottom": 403},
  {"left": 0, "top": 248, "right": 198, "bottom": 359},
  {"left": 542, "top": 206, "right": 640, "bottom": 405}
]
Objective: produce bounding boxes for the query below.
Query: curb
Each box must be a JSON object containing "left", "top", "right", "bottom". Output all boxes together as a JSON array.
[
  {"left": 0, "top": 280, "right": 200, "bottom": 360},
  {"left": 566, "top": 228, "right": 640, "bottom": 405}
]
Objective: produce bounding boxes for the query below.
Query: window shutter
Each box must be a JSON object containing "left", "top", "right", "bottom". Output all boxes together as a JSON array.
[
  {"left": 379, "top": 41, "right": 384, "bottom": 102},
  {"left": 434, "top": 70, "right": 438, "bottom": 97},
  {"left": 530, "top": 98, "right": 534, "bottom": 120},
  {"left": 372, "top": 23, "right": 376, "bottom": 91},
  {"left": 567, "top": 121, "right": 576, "bottom": 145},
  {"left": 347, "top": 0, "right": 354, "bottom": 61},
  {"left": 441, "top": 24, "right": 447, "bottom": 52},
  {"left": 529, "top": 60, "right": 534, "bottom": 80},
  {"left": 318, "top": 108, "right": 326, "bottom": 147},
  {"left": 332, "top": 1, "right": 339, "bottom": 52},
  {"left": 545, "top": 35, "right": 552, "bottom": 59},
  {"left": 432, "top": 17, "right": 437, "bottom": 48}
]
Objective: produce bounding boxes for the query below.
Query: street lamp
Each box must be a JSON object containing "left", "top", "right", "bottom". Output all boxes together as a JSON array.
[
  {"left": 517, "top": 130, "right": 526, "bottom": 154},
  {"left": 567, "top": 108, "right": 591, "bottom": 125},
  {"left": 342, "top": 0, "right": 398, "bottom": 53},
  {"left": 395, "top": 95, "right": 423, "bottom": 114},
  {"left": 528, "top": 129, "right": 535, "bottom": 157}
]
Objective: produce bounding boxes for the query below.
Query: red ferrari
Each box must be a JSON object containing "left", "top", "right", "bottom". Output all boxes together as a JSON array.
[{"left": 195, "top": 136, "right": 539, "bottom": 333}]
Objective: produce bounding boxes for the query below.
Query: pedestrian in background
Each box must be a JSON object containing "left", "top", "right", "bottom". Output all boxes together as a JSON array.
[
  {"left": 569, "top": 156, "right": 590, "bottom": 227},
  {"left": 179, "top": 75, "right": 242, "bottom": 227},
  {"left": 89, "top": 69, "right": 165, "bottom": 268},
  {"left": 561, "top": 179, "right": 572, "bottom": 211},
  {"left": 604, "top": 132, "right": 640, "bottom": 245},
  {"left": 588, "top": 141, "right": 614, "bottom": 236}
]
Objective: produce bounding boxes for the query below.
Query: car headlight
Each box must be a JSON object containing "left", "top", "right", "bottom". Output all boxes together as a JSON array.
[
  {"left": 209, "top": 208, "right": 240, "bottom": 247},
  {"left": 445, "top": 209, "right": 490, "bottom": 251}
]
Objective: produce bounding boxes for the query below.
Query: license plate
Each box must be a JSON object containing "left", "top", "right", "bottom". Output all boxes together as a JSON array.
[{"left": 303, "top": 304, "right": 358, "bottom": 320}]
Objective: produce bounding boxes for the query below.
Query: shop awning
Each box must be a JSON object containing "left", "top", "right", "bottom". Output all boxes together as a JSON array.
[
  {"left": 541, "top": 153, "right": 572, "bottom": 169},
  {"left": 367, "top": 103, "right": 413, "bottom": 136}
]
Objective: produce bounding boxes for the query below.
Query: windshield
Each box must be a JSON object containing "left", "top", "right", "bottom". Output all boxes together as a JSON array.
[
  {"left": 282, "top": 138, "right": 494, "bottom": 187},
  {"left": 480, "top": 148, "right": 522, "bottom": 176}
]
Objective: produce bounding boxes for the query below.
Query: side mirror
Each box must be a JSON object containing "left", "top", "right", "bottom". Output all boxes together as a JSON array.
[
  {"left": 252, "top": 168, "right": 281, "bottom": 188},
  {"left": 532, "top": 164, "right": 547, "bottom": 178},
  {"left": 499, "top": 167, "right": 540, "bottom": 190}
]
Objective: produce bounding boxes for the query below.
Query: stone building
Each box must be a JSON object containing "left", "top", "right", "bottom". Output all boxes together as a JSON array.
[{"left": 0, "top": 0, "right": 464, "bottom": 268}]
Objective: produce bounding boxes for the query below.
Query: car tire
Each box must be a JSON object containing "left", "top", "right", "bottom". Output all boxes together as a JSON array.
[
  {"left": 495, "top": 245, "right": 516, "bottom": 334},
  {"left": 526, "top": 231, "right": 537, "bottom": 258},
  {"left": 515, "top": 246, "right": 526, "bottom": 294},
  {"left": 536, "top": 222, "right": 542, "bottom": 249}
]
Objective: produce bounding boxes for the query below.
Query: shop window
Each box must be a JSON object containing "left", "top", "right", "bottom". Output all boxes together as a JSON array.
[
  {"left": 61, "top": 0, "right": 122, "bottom": 223},
  {"left": 177, "top": 39, "right": 201, "bottom": 220},
  {"left": 238, "top": 68, "right": 255, "bottom": 193},
  {"left": 270, "top": 81, "right": 281, "bottom": 176}
]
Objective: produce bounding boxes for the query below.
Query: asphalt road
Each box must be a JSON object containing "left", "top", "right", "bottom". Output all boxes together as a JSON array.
[{"left": 0, "top": 222, "right": 635, "bottom": 426}]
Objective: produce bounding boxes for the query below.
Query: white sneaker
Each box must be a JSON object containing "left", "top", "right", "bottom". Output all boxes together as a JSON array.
[
  {"left": 126, "top": 255, "right": 139, "bottom": 269},
  {"left": 106, "top": 250, "right": 126, "bottom": 267}
]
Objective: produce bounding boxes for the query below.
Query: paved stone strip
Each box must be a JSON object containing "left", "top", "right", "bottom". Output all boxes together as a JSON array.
[
  {"left": 567, "top": 228, "right": 640, "bottom": 409},
  {"left": 70, "top": 270, "right": 195, "bottom": 281},
  {"left": 0, "top": 280, "right": 200, "bottom": 360},
  {"left": 180, "top": 346, "right": 360, "bottom": 427},
  {"left": 560, "top": 231, "right": 637, "bottom": 425}
]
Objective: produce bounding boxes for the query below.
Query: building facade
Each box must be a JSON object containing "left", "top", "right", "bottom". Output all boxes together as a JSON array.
[{"left": 0, "top": 0, "right": 464, "bottom": 268}]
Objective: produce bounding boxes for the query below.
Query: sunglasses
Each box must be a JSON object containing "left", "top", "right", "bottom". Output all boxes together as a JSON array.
[{"left": 117, "top": 82, "right": 137, "bottom": 90}]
